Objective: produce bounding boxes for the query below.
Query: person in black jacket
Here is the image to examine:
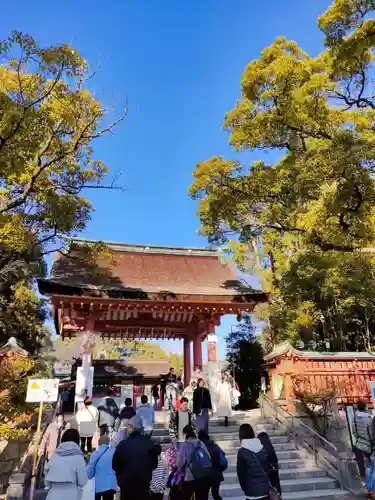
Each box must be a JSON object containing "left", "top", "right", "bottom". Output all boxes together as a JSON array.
[
  {"left": 112, "top": 416, "right": 158, "bottom": 500},
  {"left": 198, "top": 430, "right": 227, "bottom": 500},
  {"left": 258, "top": 431, "right": 281, "bottom": 494},
  {"left": 237, "top": 424, "right": 271, "bottom": 500},
  {"left": 193, "top": 378, "right": 212, "bottom": 434},
  {"left": 119, "top": 398, "right": 136, "bottom": 421}
]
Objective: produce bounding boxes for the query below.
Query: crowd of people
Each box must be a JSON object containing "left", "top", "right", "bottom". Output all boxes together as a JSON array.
[
  {"left": 38, "top": 368, "right": 281, "bottom": 500},
  {"left": 40, "top": 405, "right": 281, "bottom": 500},
  {"left": 39, "top": 375, "right": 375, "bottom": 500}
]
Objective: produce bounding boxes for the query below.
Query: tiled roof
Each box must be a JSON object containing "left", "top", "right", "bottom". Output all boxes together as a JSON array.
[
  {"left": 264, "top": 340, "right": 375, "bottom": 361},
  {"left": 72, "top": 358, "right": 169, "bottom": 379},
  {"left": 0, "top": 337, "right": 29, "bottom": 356},
  {"left": 47, "top": 239, "right": 264, "bottom": 298}
]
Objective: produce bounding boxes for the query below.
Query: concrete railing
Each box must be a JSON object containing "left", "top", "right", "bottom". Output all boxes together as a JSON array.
[
  {"left": 259, "top": 393, "right": 362, "bottom": 494},
  {"left": 6, "top": 399, "right": 60, "bottom": 500}
]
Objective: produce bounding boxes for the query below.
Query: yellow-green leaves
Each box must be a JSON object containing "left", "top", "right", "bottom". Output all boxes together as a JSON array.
[
  {"left": 0, "top": 32, "right": 125, "bottom": 354},
  {"left": 0, "top": 31, "right": 124, "bottom": 264},
  {"left": 190, "top": 0, "right": 375, "bottom": 351}
]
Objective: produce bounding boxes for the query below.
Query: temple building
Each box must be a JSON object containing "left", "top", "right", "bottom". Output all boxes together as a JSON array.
[{"left": 39, "top": 239, "right": 267, "bottom": 403}]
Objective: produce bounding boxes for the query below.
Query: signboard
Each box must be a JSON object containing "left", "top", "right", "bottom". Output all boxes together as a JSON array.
[{"left": 26, "top": 378, "right": 59, "bottom": 403}]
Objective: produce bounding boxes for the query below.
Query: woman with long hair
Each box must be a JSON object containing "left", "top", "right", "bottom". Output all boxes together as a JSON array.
[{"left": 193, "top": 379, "right": 212, "bottom": 434}]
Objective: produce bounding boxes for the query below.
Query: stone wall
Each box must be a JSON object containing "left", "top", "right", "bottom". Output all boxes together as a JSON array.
[{"left": 0, "top": 439, "right": 30, "bottom": 493}]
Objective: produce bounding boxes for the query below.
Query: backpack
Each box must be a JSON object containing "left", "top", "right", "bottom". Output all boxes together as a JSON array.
[
  {"left": 218, "top": 447, "right": 228, "bottom": 472},
  {"left": 189, "top": 442, "right": 212, "bottom": 480}
]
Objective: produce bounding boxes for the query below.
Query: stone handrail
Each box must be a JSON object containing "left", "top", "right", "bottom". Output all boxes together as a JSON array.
[
  {"left": 259, "top": 393, "right": 362, "bottom": 494},
  {"left": 5, "top": 399, "right": 60, "bottom": 500}
]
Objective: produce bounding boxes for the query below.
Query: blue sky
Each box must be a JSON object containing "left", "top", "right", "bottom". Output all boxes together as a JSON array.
[{"left": 3, "top": 0, "right": 331, "bottom": 359}]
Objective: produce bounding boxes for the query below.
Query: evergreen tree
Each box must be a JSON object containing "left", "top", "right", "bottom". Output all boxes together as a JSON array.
[{"left": 226, "top": 315, "right": 264, "bottom": 408}]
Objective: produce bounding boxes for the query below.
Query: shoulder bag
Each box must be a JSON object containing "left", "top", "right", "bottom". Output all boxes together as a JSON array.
[
  {"left": 354, "top": 416, "right": 374, "bottom": 455},
  {"left": 250, "top": 450, "right": 281, "bottom": 500}
]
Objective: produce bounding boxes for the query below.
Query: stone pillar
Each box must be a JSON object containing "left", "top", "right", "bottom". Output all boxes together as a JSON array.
[
  {"left": 183, "top": 338, "right": 191, "bottom": 386},
  {"left": 193, "top": 335, "right": 203, "bottom": 369}
]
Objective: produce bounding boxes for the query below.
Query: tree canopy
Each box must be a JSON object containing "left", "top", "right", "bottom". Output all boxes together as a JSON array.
[
  {"left": 190, "top": 0, "right": 375, "bottom": 351},
  {"left": 0, "top": 32, "right": 125, "bottom": 351},
  {"left": 0, "top": 350, "right": 36, "bottom": 439}
]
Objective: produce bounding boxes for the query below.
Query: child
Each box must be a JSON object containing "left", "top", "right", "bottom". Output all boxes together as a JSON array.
[{"left": 150, "top": 444, "right": 169, "bottom": 500}]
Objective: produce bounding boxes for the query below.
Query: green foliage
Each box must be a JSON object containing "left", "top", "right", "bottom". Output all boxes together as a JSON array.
[
  {"left": 0, "top": 31, "right": 124, "bottom": 352},
  {"left": 0, "top": 351, "right": 36, "bottom": 439},
  {"left": 169, "top": 353, "right": 183, "bottom": 375},
  {"left": 54, "top": 336, "right": 170, "bottom": 363},
  {"left": 0, "top": 279, "right": 50, "bottom": 353},
  {"left": 226, "top": 315, "right": 264, "bottom": 407},
  {"left": 190, "top": 0, "right": 375, "bottom": 351}
]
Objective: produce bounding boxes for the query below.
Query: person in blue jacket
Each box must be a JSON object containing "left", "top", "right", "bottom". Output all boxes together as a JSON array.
[
  {"left": 237, "top": 424, "right": 271, "bottom": 500},
  {"left": 87, "top": 435, "right": 117, "bottom": 500},
  {"left": 136, "top": 395, "right": 155, "bottom": 437}
]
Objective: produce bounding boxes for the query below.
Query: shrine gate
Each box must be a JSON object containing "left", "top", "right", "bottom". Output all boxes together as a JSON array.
[{"left": 38, "top": 239, "right": 267, "bottom": 384}]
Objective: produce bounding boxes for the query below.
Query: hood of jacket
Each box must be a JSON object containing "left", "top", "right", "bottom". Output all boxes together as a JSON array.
[
  {"left": 241, "top": 438, "right": 263, "bottom": 453},
  {"left": 139, "top": 403, "right": 152, "bottom": 409},
  {"left": 356, "top": 410, "right": 370, "bottom": 418},
  {"left": 55, "top": 441, "right": 83, "bottom": 457},
  {"left": 45, "top": 442, "right": 86, "bottom": 486}
]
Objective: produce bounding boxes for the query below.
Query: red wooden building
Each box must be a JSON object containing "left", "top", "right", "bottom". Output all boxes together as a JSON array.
[
  {"left": 38, "top": 239, "right": 267, "bottom": 384},
  {"left": 265, "top": 341, "right": 375, "bottom": 410}
]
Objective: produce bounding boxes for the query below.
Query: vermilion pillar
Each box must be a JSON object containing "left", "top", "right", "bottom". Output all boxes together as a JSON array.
[
  {"left": 207, "top": 335, "right": 218, "bottom": 362},
  {"left": 184, "top": 338, "right": 191, "bottom": 385},
  {"left": 193, "top": 334, "right": 203, "bottom": 369},
  {"left": 207, "top": 323, "right": 217, "bottom": 362},
  {"left": 85, "top": 316, "right": 95, "bottom": 331}
]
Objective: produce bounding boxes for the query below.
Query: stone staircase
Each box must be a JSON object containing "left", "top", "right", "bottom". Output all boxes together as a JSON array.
[{"left": 155, "top": 413, "right": 351, "bottom": 500}]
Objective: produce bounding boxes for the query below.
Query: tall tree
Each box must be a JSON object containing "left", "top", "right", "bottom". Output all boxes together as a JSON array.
[
  {"left": 0, "top": 32, "right": 125, "bottom": 351},
  {"left": 226, "top": 315, "right": 264, "bottom": 407},
  {"left": 190, "top": 0, "right": 375, "bottom": 351}
]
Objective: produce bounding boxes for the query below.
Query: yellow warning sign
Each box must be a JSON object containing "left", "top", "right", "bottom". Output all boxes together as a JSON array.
[{"left": 26, "top": 379, "right": 59, "bottom": 403}]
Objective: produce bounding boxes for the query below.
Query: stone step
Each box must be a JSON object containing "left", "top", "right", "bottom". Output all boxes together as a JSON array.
[
  {"left": 214, "top": 433, "right": 290, "bottom": 443},
  {"left": 220, "top": 477, "right": 339, "bottom": 497},
  {"left": 224, "top": 453, "right": 312, "bottom": 467},
  {"left": 216, "top": 440, "right": 296, "bottom": 452},
  {"left": 224, "top": 466, "right": 327, "bottom": 479},
  {"left": 255, "top": 422, "right": 276, "bottom": 430},
  {"left": 223, "top": 490, "right": 349, "bottom": 500},
  {"left": 153, "top": 425, "right": 287, "bottom": 439},
  {"left": 281, "top": 477, "right": 339, "bottom": 493}
]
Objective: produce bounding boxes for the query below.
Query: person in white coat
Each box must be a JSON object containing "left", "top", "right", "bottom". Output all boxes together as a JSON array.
[
  {"left": 76, "top": 396, "right": 99, "bottom": 453},
  {"left": 45, "top": 428, "right": 88, "bottom": 500},
  {"left": 216, "top": 373, "right": 233, "bottom": 426}
]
